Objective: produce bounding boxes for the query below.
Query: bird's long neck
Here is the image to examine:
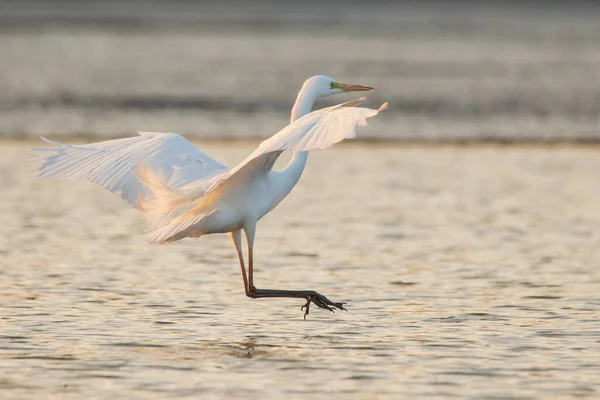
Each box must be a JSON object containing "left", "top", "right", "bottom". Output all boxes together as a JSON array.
[
  {"left": 290, "top": 85, "right": 318, "bottom": 122},
  {"left": 269, "top": 85, "right": 317, "bottom": 207},
  {"left": 286, "top": 85, "right": 317, "bottom": 174}
]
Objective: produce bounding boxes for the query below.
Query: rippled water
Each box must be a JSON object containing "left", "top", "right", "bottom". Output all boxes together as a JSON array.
[{"left": 2, "top": 143, "right": 600, "bottom": 398}]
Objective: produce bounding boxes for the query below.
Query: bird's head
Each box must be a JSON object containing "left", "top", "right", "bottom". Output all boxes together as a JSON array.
[{"left": 304, "top": 75, "right": 374, "bottom": 98}]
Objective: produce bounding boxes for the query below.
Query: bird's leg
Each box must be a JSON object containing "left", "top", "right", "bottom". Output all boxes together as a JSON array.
[
  {"left": 243, "top": 219, "right": 258, "bottom": 294},
  {"left": 242, "top": 222, "right": 346, "bottom": 319},
  {"left": 230, "top": 230, "right": 250, "bottom": 296}
]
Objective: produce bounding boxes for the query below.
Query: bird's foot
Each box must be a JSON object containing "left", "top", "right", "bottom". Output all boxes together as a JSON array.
[{"left": 300, "top": 293, "right": 347, "bottom": 320}]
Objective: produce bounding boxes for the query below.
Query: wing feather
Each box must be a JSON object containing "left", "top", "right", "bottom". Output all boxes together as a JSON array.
[
  {"left": 33, "top": 132, "right": 228, "bottom": 208},
  {"left": 253, "top": 97, "right": 385, "bottom": 155},
  {"left": 206, "top": 98, "right": 387, "bottom": 193}
]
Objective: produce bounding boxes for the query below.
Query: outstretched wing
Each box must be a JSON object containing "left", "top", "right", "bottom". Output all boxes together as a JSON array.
[
  {"left": 33, "top": 132, "right": 228, "bottom": 208},
  {"left": 209, "top": 98, "right": 388, "bottom": 192},
  {"left": 253, "top": 97, "right": 387, "bottom": 155},
  {"left": 140, "top": 99, "right": 387, "bottom": 243}
]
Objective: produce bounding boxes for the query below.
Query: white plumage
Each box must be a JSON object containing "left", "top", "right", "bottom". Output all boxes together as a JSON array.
[
  {"left": 34, "top": 75, "right": 387, "bottom": 318},
  {"left": 35, "top": 97, "right": 385, "bottom": 243},
  {"left": 33, "top": 132, "right": 227, "bottom": 208}
]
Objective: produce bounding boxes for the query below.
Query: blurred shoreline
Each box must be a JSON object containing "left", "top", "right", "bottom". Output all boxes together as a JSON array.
[{"left": 1, "top": 1, "right": 599, "bottom": 142}]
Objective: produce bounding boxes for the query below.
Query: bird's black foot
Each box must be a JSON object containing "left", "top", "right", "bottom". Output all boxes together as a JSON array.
[{"left": 300, "top": 293, "right": 347, "bottom": 320}]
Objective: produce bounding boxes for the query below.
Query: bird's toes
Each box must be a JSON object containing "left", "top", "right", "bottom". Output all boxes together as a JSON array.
[{"left": 301, "top": 294, "right": 347, "bottom": 318}]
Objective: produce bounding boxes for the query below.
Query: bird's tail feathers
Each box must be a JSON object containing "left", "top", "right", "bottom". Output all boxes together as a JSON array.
[
  {"left": 144, "top": 208, "right": 217, "bottom": 244},
  {"left": 135, "top": 162, "right": 202, "bottom": 224}
]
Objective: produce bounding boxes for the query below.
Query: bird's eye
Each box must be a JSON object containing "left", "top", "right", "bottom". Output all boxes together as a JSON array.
[{"left": 330, "top": 82, "right": 335, "bottom": 88}]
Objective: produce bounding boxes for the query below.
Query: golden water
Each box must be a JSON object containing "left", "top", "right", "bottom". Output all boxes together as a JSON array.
[{"left": 2, "top": 143, "right": 600, "bottom": 399}]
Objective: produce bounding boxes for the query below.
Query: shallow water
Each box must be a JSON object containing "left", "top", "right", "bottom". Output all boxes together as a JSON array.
[{"left": 2, "top": 143, "right": 600, "bottom": 399}]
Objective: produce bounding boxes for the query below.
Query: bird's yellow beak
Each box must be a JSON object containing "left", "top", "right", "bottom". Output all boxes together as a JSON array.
[{"left": 338, "top": 83, "right": 374, "bottom": 92}]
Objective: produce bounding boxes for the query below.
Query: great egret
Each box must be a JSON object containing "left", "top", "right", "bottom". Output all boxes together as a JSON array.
[{"left": 34, "top": 75, "right": 387, "bottom": 318}]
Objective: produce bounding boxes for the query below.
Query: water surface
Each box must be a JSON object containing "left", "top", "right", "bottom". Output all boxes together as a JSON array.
[{"left": 2, "top": 143, "right": 600, "bottom": 399}]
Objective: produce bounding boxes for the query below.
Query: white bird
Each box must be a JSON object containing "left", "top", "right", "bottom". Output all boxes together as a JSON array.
[{"left": 33, "top": 75, "right": 387, "bottom": 318}]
